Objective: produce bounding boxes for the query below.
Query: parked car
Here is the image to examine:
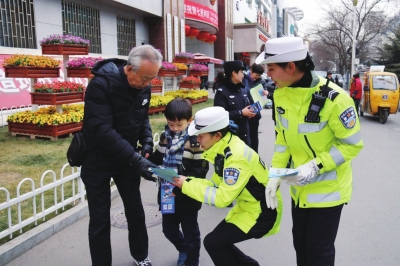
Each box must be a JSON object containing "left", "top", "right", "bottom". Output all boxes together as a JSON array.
[{"left": 315, "top": 71, "right": 327, "bottom": 77}]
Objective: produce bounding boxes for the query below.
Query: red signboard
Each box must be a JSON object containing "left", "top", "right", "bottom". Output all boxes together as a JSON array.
[
  {"left": 0, "top": 54, "right": 89, "bottom": 109},
  {"left": 184, "top": 1, "right": 218, "bottom": 29}
]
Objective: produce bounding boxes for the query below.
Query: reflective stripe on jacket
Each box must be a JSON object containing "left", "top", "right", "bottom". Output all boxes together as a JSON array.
[
  {"left": 182, "top": 133, "right": 282, "bottom": 236},
  {"left": 272, "top": 72, "right": 364, "bottom": 208}
]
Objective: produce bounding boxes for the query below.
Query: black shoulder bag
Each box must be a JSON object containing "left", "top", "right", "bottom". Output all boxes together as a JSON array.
[{"left": 67, "top": 132, "right": 87, "bottom": 167}]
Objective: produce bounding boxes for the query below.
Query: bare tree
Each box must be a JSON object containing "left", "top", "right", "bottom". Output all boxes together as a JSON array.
[{"left": 306, "top": 0, "right": 396, "bottom": 74}]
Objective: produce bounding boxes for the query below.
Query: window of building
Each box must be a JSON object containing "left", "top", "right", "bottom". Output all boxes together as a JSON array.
[
  {"left": 61, "top": 0, "right": 101, "bottom": 53},
  {"left": 117, "top": 15, "right": 135, "bottom": 56},
  {"left": 0, "top": 0, "right": 36, "bottom": 48}
]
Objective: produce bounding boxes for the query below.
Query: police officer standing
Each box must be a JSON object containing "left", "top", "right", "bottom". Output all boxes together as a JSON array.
[
  {"left": 256, "top": 37, "right": 364, "bottom": 266},
  {"left": 214, "top": 60, "right": 255, "bottom": 146},
  {"left": 326, "top": 70, "right": 335, "bottom": 83}
]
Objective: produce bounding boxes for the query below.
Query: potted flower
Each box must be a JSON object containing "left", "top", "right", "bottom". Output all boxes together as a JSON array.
[
  {"left": 2, "top": 54, "right": 61, "bottom": 78},
  {"left": 174, "top": 52, "right": 195, "bottom": 64},
  {"left": 189, "top": 64, "right": 209, "bottom": 76},
  {"left": 40, "top": 34, "right": 90, "bottom": 55},
  {"left": 158, "top": 61, "right": 178, "bottom": 77},
  {"left": 179, "top": 76, "right": 201, "bottom": 89},
  {"left": 150, "top": 78, "right": 163, "bottom": 93},
  {"left": 165, "top": 90, "right": 208, "bottom": 104},
  {"left": 148, "top": 95, "right": 175, "bottom": 115},
  {"left": 31, "top": 81, "right": 86, "bottom": 105},
  {"left": 7, "top": 104, "right": 84, "bottom": 139},
  {"left": 66, "top": 57, "right": 103, "bottom": 78},
  {"left": 173, "top": 63, "right": 189, "bottom": 76}
]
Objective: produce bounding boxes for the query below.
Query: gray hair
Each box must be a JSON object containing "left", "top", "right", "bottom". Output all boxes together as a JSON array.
[{"left": 127, "top": 45, "right": 163, "bottom": 71}]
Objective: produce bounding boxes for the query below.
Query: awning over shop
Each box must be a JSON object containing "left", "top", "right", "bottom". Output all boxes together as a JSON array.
[{"left": 193, "top": 53, "right": 223, "bottom": 65}]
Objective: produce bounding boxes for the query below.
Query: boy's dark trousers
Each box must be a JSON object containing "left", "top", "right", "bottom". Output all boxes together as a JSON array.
[{"left": 162, "top": 211, "right": 201, "bottom": 266}]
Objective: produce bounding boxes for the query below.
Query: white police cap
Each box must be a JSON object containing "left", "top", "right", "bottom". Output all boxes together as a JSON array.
[
  {"left": 256, "top": 37, "right": 308, "bottom": 65},
  {"left": 188, "top": 106, "right": 229, "bottom": 136}
]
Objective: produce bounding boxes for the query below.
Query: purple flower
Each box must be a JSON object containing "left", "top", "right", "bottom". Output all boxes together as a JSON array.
[
  {"left": 189, "top": 64, "right": 209, "bottom": 71},
  {"left": 175, "top": 52, "right": 194, "bottom": 59},
  {"left": 67, "top": 57, "right": 103, "bottom": 68},
  {"left": 161, "top": 61, "right": 178, "bottom": 71},
  {"left": 40, "top": 34, "right": 90, "bottom": 46}
]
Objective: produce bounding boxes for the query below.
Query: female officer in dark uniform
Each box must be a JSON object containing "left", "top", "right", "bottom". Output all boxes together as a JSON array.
[{"left": 213, "top": 60, "right": 255, "bottom": 146}]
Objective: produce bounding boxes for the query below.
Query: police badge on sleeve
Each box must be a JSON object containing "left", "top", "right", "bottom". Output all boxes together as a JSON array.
[
  {"left": 223, "top": 168, "right": 240, "bottom": 185},
  {"left": 339, "top": 107, "right": 357, "bottom": 129}
]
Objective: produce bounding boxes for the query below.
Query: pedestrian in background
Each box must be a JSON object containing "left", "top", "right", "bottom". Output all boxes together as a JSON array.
[
  {"left": 81, "top": 45, "right": 162, "bottom": 266},
  {"left": 243, "top": 63, "right": 269, "bottom": 153},
  {"left": 325, "top": 70, "right": 335, "bottom": 83},
  {"left": 148, "top": 98, "right": 208, "bottom": 266},
  {"left": 214, "top": 60, "right": 255, "bottom": 145},
  {"left": 173, "top": 106, "right": 282, "bottom": 266},
  {"left": 256, "top": 37, "right": 364, "bottom": 266},
  {"left": 212, "top": 71, "right": 225, "bottom": 93},
  {"left": 350, "top": 73, "right": 362, "bottom": 115}
]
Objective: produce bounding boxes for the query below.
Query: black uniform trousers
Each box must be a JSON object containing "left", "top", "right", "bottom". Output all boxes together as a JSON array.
[
  {"left": 81, "top": 166, "right": 148, "bottom": 266},
  {"left": 292, "top": 200, "right": 344, "bottom": 266},
  {"left": 162, "top": 211, "right": 201, "bottom": 266},
  {"left": 248, "top": 117, "right": 260, "bottom": 153},
  {"left": 203, "top": 220, "right": 260, "bottom": 266}
]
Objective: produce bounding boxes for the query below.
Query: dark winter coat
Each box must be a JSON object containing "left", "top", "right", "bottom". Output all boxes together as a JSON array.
[
  {"left": 150, "top": 133, "right": 209, "bottom": 212},
  {"left": 81, "top": 58, "right": 153, "bottom": 170},
  {"left": 214, "top": 81, "right": 251, "bottom": 145}
]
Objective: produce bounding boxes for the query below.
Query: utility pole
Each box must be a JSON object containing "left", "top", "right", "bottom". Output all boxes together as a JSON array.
[{"left": 351, "top": 0, "right": 358, "bottom": 77}]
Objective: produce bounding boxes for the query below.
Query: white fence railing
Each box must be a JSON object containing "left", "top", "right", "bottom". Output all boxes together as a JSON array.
[
  {"left": 0, "top": 132, "right": 161, "bottom": 241},
  {"left": 0, "top": 105, "right": 32, "bottom": 127}
]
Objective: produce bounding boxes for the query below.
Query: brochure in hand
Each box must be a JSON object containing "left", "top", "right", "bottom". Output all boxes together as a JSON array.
[
  {"left": 150, "top": 167, "right": 179, "bottom": 183},
  {"left": 250, "top": 84, "right": 269, "bottom": 106},
  {"left": 250, "top": 101, "right": 263, "bottom": 114},
  {"left": 269, "top": 167, "right": 299, "bottom": 178}
]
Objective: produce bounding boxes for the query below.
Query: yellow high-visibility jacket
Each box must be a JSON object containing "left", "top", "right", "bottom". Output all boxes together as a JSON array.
[
  {"left": 182, "top": 133, "right": 282, "bottom": 237},
  {"left": 272, "top": 73, "right": 364, "bottom": 208}
]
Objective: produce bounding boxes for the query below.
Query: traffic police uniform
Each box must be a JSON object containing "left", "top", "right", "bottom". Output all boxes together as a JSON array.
[
  {"left": 181, "top": 107, "right": 282, "bottom": 266},
  {"left": 256, "top": 37, "right": 364, "bottom": 266},
  {"left": 214, "top": 60, "right": 251, "bottom": 145}
]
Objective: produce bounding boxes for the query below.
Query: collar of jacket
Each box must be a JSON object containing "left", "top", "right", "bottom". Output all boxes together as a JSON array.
[
  {"left": 225, "top": 81, "right": 244, "bottom": 91},
  {"left": 202, "top": 132, "right": 233, "bottom": 162}
]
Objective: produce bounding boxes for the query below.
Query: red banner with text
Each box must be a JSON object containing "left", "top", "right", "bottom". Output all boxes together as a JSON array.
[{"left": 184, "top": 1, "right": 218, "bottom": 29}]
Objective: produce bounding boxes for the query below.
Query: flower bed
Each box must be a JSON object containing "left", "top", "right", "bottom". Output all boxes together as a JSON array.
[
  {"left": 30, "top": 81, "right": 85, "bottom": 105},
  {"left": 7, "top": 104, "right": 84, "bottom": 126},
  {"left": 173, "top": 52, "right": 195, "bottom": 65},
  {"left": 165, "top": 90, "right": 208, "bottom": 103},
  {"left": 66, "top": 67, "right": 93, "bottom": 78},
  {"left": 66, "top": 56, "right": 102, "bottom": 77},
  {"left": 40, "top": 34, "right": 90, "bottom": 55},
  {"left": 3, "top": 54, "right": 61, "bottom": 78},
  {"left": 179, "top": 82, "right": 200, "bottom": 89}
]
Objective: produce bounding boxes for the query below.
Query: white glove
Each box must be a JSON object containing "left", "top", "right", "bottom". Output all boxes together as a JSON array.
[
  {"left": 265, "top": 177, "right": 281, "bottom": 210},
  {"left": 283, "top": 159, "right": 319, "bottom": 186}
]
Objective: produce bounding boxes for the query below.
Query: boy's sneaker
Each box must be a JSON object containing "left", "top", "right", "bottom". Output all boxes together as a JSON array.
[
  {"left": 177, "top": 252, "right": 187, "bottom": 266},
  {"left": 134, "top": 257, "right": 152, "bottom": 266}
]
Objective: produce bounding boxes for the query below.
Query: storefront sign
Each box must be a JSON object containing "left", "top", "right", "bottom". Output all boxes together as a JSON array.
[
  {"left": 174, "top": 16, "right": 179, "bottom": 55},
  {"left": 259, "top": 34, "right": 268, "bottom": 42},
  {"left": 167, "top": 13, "right": 173, "bottom": 62},
  {"left": 184, "top": 1, "right": 218, "bottom": 29},
  {"left": 257, "top": 11, "right": 270, "bottom": 33}
]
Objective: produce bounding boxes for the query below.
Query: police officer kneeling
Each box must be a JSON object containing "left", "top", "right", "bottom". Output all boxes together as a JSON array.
[{"left": 173, "top": 106, "right": 282, "bottom": 266}]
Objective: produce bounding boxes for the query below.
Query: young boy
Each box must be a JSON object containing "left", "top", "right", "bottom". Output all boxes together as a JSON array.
[{"left": 149, "top": 98, "right": 208, "bottom": 266}]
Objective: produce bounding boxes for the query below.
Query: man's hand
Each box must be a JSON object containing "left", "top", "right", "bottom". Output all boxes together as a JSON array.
[
  {"left": 265, "top": 177, "right": 281, "bottom": 210},
  {"left": 242, "top": 106, "right": 256, "bottom": 118},
  {"left": 129, "top": 152, "right": 158, "bottom": 182},
  {"left": 140, "top": 143, "right": 153, "bottom": 159}
]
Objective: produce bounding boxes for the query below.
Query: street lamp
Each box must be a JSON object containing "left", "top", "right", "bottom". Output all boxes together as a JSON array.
[{"left": 351, "top": 0, "right": 358, "bottom": 77}]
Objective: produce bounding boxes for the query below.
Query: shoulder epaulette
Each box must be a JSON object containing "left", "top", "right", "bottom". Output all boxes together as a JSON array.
[
  {"left": 324, "top": 86, "right": 339, "bottom": 101},
  {"left": 189, "top": 135, "right": 200, "bottom": 148},
  {"left": 224, "top": 147, "right": 232, "bottom": 159}
]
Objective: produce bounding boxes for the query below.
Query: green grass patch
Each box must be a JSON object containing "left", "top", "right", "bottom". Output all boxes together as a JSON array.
[{"left": 0, "top": 99, "right": 213, "bottom": 244}]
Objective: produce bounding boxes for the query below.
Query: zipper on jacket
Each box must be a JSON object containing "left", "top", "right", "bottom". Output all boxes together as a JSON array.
[{"left": 304, "top": 135, "right": 316, "bottom": 158}]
